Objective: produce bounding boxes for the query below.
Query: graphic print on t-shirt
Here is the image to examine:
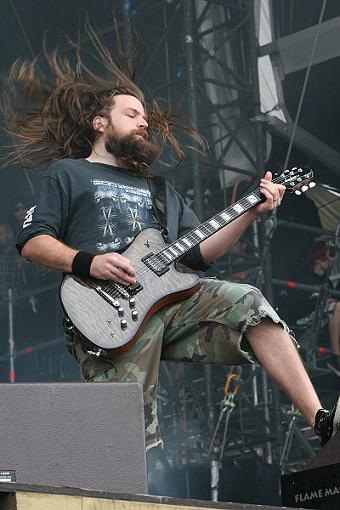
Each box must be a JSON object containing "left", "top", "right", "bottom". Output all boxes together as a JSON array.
[{"left": 92, "top": 179, "right": 159, "bottom": 252}]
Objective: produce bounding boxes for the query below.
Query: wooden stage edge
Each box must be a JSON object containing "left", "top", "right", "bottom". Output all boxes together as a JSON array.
[{"left": 0, "top": 482, "right": 308, "bottom": 510}]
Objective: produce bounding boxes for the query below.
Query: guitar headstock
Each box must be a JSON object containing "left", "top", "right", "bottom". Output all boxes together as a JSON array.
[{"left": 277, "top": 167, "right": 316, "bottom": 195}]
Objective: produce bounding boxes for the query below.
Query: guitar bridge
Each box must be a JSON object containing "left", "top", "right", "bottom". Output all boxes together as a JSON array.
[{"left": 126, "top": 282, "right": 143, "bottom": 295}]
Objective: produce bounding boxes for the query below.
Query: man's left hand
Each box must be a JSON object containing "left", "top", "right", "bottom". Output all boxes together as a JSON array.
[{"left": 255, "top": 170, "right": 286, "bottom": 215}]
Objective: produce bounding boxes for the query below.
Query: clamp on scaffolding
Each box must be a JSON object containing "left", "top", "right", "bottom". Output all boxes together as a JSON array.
[
  {"left": 208, "top": 367, "right": 241, "bottom": 502},
  {"left": 280, "top": 405, "right": 315, "bottom": 473}
]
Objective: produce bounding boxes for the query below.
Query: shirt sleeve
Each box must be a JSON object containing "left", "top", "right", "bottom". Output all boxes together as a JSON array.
[
  {"left": 16, "top": 174, "right": 70, "bottom": 255},
  {"left": 175, "top": 190, "right": 212, "bottom": 272}
]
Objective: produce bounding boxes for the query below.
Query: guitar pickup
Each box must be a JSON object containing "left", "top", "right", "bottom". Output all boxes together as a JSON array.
[
  {"left": 127, "top": 282, "right": 143, "bottom": 295},
  {"left": 141, "top": 253, "right": 170, "bottom": 276}
]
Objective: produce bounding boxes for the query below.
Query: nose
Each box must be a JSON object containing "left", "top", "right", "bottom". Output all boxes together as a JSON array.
[{"left": 138, "top": 116, "right": 148, "bottom": 129}]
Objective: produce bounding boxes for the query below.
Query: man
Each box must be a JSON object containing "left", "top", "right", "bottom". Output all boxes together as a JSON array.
[
  {"left": 3, "top": 36, "right": 339, "bottom": 451},
  {"left": 289, "top": 242, "right": 340, "bottom": 376},
  {"left": 308, "top": 243, "right": 340, "bottom": 375},
  {"left": 12, "top": 199, "right": 29, "bottom": 234}
]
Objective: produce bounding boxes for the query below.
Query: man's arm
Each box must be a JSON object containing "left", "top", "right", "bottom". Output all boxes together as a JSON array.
[
  {"left": 21, "top": 235, "right": 136, "bottom": 285},
  {"left": 200, "top": 172, "right": 285, "bottom": 263},
  {"left": 21, "top": 235, "right": 77, "bottom": 272}
]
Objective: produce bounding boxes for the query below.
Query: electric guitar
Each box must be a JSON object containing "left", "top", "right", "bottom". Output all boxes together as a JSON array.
[{"left": 60, "top": 167, "right": 315, "bottom": 355}]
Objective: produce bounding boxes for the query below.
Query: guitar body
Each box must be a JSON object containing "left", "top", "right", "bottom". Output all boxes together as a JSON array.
[{"left": 60, "top": 228, "right": 200, "bottom": 355}]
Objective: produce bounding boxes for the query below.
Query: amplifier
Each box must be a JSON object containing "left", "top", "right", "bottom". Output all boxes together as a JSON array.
[{"left": 281, "top": 462, "right": 340, "bottom": 509}]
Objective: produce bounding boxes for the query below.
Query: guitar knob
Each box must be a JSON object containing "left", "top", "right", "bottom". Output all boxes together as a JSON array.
[
  {"left": 132, "top": 310, "right": 138, "bottom": 321},
  {"left": 121, "top": 319, "right": 128, "bottom": 330},
  {"left": 129, "top": 298, "right": 136, "bottom": 309},
  {"left": 118, "top": 307, "right": 124, "bottom": 317}
]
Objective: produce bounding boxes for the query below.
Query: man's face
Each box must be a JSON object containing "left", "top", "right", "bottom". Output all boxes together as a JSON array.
[
  {"left": 99, "top": 94, "right": 160, "bottom": 171},
  {"left": 106, "top": 94, "right": 148, "bottom": 139},
  {"left": 14, "top": 202, "right": 28, "bottom": 223}
]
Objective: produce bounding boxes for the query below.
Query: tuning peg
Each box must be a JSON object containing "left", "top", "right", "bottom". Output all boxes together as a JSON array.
[
  {"left": 301, "top": 185, "right": 309, "bottom": 192},
  {"left": 295, "top": 190, "right": 302, "bottom": 196},
  {"left": 309, "top": 181, "right": 316, "bottom": 188},
  {"left": 298, "top": 168, "right": 303, "bottom": 173}
]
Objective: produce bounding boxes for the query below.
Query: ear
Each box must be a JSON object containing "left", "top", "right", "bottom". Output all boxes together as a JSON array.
[{"left": 92, "top": 115, "right": 108, "bottom": 133}]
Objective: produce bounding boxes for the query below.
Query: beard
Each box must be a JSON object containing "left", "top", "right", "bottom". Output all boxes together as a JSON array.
[{"left": 104, "top": 124, "right": 160, "bottom": 175}]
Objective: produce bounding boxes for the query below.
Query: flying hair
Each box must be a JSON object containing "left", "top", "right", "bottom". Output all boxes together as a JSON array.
[{"left": 1, "top": 17, "right": 206, "bottom": 174}]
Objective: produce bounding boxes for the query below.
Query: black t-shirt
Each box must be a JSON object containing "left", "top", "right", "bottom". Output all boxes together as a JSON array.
[{"left": 17, "top": 158, "right": 161, "bottom": 255}]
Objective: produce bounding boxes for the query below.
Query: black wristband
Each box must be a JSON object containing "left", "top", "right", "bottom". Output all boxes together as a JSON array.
[{"left": 71, "top": 251, "right": 95, "bottom": 278}]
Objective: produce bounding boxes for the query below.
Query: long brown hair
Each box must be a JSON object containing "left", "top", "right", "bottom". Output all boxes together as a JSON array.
[{"left": 1, "top": 19, "right": 206, "bottom": 172}]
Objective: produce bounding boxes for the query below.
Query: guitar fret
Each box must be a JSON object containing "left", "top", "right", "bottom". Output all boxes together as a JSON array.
[
  {"left": 209, "top": 219, "right": 220, "bottom": 229},
  {"left": 220, "top": 212, "right": 231, "bottom": 222},
  {"left": 174, "top": 242, "right": 185, "bottom": 253},
  {"left": 233, "top": 203, "right": 244, "bottom": 214},
  {"left": 182, "top": 238, "right": 193, "bottom": 248},
  {"left": 158, "top": 253, "right": 168, "bottom": 264},
  {"left": 194, "top": 229, "right": 205, "bottom": 239},
  {"left": 202, "top": 224, "right": 213, "bottom": 234},
  {"left": 185, "top": 235, "right": 197, "bottom": 245},
  {"left": 162, "top": 251, "right": 173, "bottom": 261},
  {"left": 247, "top": 194, "right": 258, "bottom": 204},
  {"left": 187, "top": 233, "right": 199, "bottom": 244}
]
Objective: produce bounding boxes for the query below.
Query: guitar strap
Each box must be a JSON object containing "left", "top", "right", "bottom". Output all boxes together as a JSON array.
[{"left": 147, "top": 175, "right": 169, "bottom": 236}]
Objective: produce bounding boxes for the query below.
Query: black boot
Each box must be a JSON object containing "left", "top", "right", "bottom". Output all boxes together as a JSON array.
[{"left": 314, "top": 396, "right": 340, "bottom": 446}]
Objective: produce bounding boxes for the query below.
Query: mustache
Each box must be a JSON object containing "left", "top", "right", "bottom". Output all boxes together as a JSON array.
[{"left": 132, "top": 128, "right": 148, "bottom": 140}]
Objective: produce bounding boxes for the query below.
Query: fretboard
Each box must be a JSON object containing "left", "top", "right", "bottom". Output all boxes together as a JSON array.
[{"left": 156, "top": 187, "right": 264, "bottom": 265}]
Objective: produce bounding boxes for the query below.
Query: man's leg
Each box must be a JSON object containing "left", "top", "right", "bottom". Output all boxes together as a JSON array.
[
  {"left": 65, "top": 314, "right": 165, "bottom": 451},
  {"left": 160, "top": 278, "right": 339, "bottom": 444},
  {"left": 245, "top": 317, "right": 321, "bottom": 426}
]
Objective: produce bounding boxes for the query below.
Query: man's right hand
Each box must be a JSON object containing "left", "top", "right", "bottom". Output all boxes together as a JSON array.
[{"left": 90, "top": 253, "right": 136, "bottom": 285}]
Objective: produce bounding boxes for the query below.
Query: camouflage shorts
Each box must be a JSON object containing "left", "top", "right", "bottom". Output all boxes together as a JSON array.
[{"left": 65, "top": 278, "right": 294, "bottom": 450}]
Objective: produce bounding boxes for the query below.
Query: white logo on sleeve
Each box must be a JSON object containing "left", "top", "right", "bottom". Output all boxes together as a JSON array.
[{"left": 22, "top": 205, "right": 36, "bottom": 228}]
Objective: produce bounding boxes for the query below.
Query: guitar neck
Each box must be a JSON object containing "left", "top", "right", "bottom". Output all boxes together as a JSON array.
[{"left": 158, "top": 187, "right": 264, "bottom": 264}]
